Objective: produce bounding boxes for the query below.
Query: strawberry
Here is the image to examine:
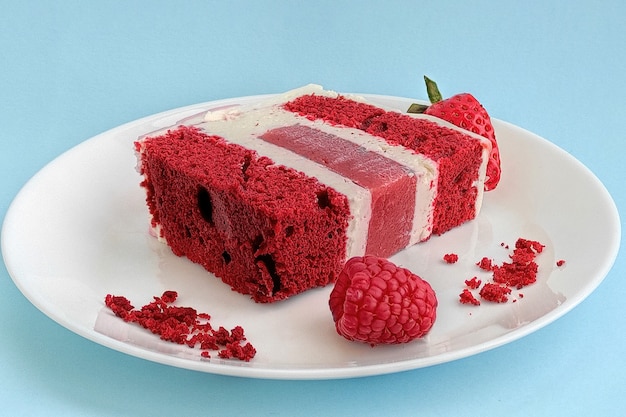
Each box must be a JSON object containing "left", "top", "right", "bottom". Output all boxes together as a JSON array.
[
  {"left": 328, "top": 255, "right": 437, "bottom": 346},
  {"left": 408, "top": 76, "right": 501, "bottom": 191}
]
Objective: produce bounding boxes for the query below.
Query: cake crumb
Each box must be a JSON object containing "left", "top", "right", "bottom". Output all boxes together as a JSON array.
[
  {"left": 476, "top": 257, "right": 494, "bottom": 271},
  {"left": 104, "top": 291, "right": 256, "bottom": 361},
  {"left": 479, "top": 283, "right": 512, "bottom": 303},
  {"left": 556, "top": 259, "right": 566, "bottom": 267},
  {"left": 443, "top": 253, "right": 459, "bottom": 264},
  {"left": 461, "top": 238, "right": 545, "bottom": 305},
  {"left": 459, "top": 289, "right": 481, "bottom": 305},
  {"left": 492, "top": 238, "right": 544, "bottom": 289},
  {"left": 464, "top": 276, "right": 482, "bottom": 289}
]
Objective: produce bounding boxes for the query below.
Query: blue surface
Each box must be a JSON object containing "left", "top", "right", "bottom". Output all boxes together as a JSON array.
[{"left": 1, "top": 1, "right": 624, "bottom": 415}]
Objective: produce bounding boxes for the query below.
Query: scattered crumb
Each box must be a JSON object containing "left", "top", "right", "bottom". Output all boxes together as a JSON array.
[
  {"left": 491, "top": 238, "right": 544, "bottom": 289},
  {"left": 464, "top": 276, "right": 482, "bottom": 289},
  {"left": 443, "top": 253, "right": 459, "bottom": 264},
  {"left": 459, "top": 289, "right": 481, "bottom": 305},
  {"left": 476, "top": 257, "right": 494, "bottom": 271},
  {"left": 104, "top": 291, "right": 256, "bottom": 361},
  {"left": 459, "top": 238, "right": 548, "bottom": 306},
  {"left": 479, "top": 283, "right": 512, "bottom": 303}
]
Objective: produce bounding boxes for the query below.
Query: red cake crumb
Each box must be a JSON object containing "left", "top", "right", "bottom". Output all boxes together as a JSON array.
[
  {"left": 464, "top": 276, "right": 482, "bottom": 289},
  {"left": 492, "top": 262, "right": 538, "bottom": 289},
  {"left": 479, "top": 283, "right": 512, "bottom": 303},
  {"left": 459, "top": 288, "right": 481, "bottom": 305},
  {"left": 492, "top": 238, "right": 544, "bottom": 289},
  {"left": 557, "top": 259, "right": 566, "bottom": 267},
  {"left": 460, "top": 238, "right": 546, "bottom": 305},
  {"left": 443, "top": 253, "right": 459, "bottom": 264},
  {"left": 476, "top": 257, "right": 494, "bottom": 271},
  {"left": 104, "top": 291, "right": 256, "bottom": 361}
]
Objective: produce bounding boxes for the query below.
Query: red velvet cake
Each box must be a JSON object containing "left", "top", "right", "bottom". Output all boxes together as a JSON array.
[{"left": 135, "top": 85, "right": 491, "bottom": 302}]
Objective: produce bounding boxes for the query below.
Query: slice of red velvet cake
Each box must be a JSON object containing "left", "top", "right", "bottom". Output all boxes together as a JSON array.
[{"left": 135, "top": 85, "right": 491, "bottom": 302}]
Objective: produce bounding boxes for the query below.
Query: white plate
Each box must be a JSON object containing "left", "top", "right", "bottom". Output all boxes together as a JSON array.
[{"left": 2, "top": 94, "right": 621, "bottom": 379}]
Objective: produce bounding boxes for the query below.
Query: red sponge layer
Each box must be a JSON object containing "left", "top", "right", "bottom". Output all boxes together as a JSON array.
[{"left": 136, "top": 126, "right": 351, "bottom": 302}]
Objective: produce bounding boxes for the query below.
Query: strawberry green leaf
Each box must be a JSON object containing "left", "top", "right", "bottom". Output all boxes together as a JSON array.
[
  {"left": 424, "top": 75, "right": 443, "bottom": 104},
  {"left": 407, "top": 103, "right": 429, "bottom": 114}
]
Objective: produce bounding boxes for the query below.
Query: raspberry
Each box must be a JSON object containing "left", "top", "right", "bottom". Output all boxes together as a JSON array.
[{"left": 328, "top": 256, "right": 438, "bottom": 346}]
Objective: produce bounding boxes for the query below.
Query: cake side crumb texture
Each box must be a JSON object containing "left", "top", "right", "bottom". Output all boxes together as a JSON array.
[{"left": 137, "top": 126, "right": 351, "bottom": 302}]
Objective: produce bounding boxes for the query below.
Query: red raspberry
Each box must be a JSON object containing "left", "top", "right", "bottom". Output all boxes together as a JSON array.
[{"left": 329, "top": 256, "right": 438, "bottom": 346}]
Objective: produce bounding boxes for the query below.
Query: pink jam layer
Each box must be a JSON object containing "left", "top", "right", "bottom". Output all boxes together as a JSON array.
[{"left": 261, "top": 125, "right": 416, "bottom": 257}]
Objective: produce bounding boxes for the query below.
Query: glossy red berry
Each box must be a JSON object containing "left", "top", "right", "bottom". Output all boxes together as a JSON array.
[
  {"left": 409, "top": 76, "right": 501, "bottom": 190},
  {"left": 329, "top": 256, "right": 437, "bottom": 346}
]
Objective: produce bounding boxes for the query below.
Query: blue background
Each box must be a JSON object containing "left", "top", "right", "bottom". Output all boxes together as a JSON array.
[{"left": 1, "top": 1, "right": 624, "bottom": 415}]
